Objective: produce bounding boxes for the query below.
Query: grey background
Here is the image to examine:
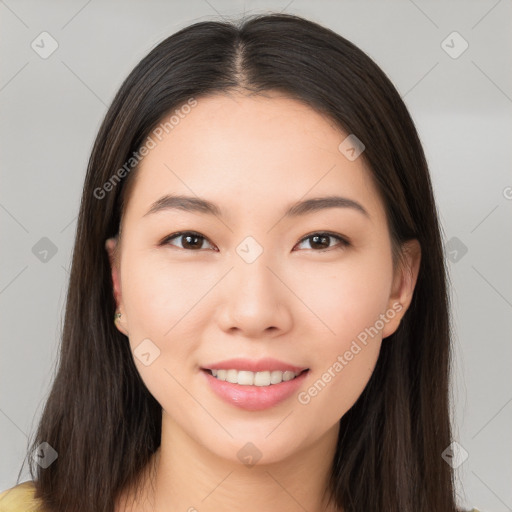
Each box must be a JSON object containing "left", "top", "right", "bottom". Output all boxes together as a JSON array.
[{"left": 1, "top": 0, "right": 511, "bottom": 510}]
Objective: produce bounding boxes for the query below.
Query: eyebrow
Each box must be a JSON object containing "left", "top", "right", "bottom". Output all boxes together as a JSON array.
[{"left": 143, "top": 194, "right": 370, "bottom": 220}]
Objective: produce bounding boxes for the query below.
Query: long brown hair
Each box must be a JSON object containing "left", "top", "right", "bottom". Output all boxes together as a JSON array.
[{"left": 17, "top": 13, "right": 457, "bottom": 512}]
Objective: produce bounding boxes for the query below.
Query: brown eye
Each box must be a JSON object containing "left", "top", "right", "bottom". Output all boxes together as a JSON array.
[
  {"left": 295, "top": 232, "right": 350, "bottom": 252},
  {"left": 161, "top": 231, "right": 215, "bottom": 251},
  {"left": 160, "top": 230, "right": 350, "bottom": 253}
]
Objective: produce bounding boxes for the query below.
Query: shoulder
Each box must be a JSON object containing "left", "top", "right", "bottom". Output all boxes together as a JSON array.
[{"left": 0, "top": 481, "right": 44, "bottom": 511}]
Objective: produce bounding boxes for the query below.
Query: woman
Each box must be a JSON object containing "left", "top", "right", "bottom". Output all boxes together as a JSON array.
[{"left": 0, "top": 12, "right": 481, "bottom": 512}]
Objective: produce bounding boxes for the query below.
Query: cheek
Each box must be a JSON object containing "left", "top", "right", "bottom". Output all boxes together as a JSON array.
[
  {"left": 121, "top": 251, "right": 212, "bottom": 337},
  {"left": 120, "top": 253, "right": 215, "bottom": 394},
  {"left": 291, "top": 251, "right": 393, "bottom": 342},
  {"left": 292, "top": 254, "right": 390, "bottom": 412},
  {"left": 120, "top": 255, "right": 208, "bottom": 412},
  {"left": 300, "top": 339, "right": 381, "bottom": 423}
]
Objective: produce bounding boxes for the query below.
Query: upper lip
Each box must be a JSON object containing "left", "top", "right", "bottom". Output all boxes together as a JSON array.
[{"left": 201, "top": 357, "right": 309, "bottom": 373}]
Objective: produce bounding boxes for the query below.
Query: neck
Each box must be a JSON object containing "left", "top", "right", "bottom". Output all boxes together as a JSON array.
[{"left": 119, "top": 411, "right": 341, "bottom": 512}]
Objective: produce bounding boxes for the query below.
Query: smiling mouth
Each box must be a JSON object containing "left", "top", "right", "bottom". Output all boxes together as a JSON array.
[{"left": 203, "top": 368, "right": 309, "bottom": 386}]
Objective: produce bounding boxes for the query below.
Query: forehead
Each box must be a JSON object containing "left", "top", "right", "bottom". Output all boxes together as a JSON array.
[{"left": 122, "top": 93, "right": 385, "bottom": 226}]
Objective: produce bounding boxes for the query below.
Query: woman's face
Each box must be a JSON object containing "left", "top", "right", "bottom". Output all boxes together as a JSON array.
[{"left": 106, "top": 92, "right": 419, "bottom": 465}]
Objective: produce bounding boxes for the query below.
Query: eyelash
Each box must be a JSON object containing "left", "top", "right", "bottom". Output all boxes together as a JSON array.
[{"left": 159, "top": 230, "right": 351, "bottom": 253}]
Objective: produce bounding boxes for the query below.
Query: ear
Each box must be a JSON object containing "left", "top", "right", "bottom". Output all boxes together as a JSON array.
[
  {"left": 382, "top": 239, "right": 421, "bottom": 339},
  {"left": 105, "top": 237, "right": 129, "bottom": 336}
]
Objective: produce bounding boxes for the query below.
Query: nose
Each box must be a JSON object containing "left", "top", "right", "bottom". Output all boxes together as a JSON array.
[{"left": 215, "top": 253, "right": 293, "bottom": 339}]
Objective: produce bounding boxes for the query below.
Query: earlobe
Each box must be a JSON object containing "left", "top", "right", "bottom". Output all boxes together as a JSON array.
[
  {"left": 105, "top": 237, "right": 129, "bottom": 337},
  {"left": 114, "top": 311, "right": 129, "bottom": 336},
  {"left": 382, "top": 239, "right": 421, "bottom": 339}
]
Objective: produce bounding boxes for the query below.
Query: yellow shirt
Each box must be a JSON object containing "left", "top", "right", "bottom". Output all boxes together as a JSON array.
[
  {"left": 0, "top": 482, "right": 44, "bottom": 511},
  {"left": 0, "top": 480, "right": 484, "bottom": 511}
]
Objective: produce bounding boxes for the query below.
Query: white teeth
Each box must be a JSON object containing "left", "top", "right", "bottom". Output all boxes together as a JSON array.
[
  {"left": 237, "top": 370, "right": 255, "bottom": 385},
  {"left": 284, "top": 370, "right": 298, "bottom": 381},
  {"left": 208, "top": 369, "right": 302, "bottom": 386},
  {"left": 226, "top": 369, "right": 238, "bottom": 383},
  {"left": 270, "top": 370, "right": 282, "bottom": 384},
  {"left": 254, "top": 371, "right": 270, "bottom": 386}
]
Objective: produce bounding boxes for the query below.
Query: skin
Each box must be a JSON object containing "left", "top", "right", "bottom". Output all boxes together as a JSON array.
[{"left": 106, "top": 92, "right": 421, "bottom": 512}]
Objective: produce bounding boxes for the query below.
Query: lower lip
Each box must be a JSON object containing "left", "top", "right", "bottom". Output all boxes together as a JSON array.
[{"left": 202, "top": 369, "right": 309, "bottom": 411}]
